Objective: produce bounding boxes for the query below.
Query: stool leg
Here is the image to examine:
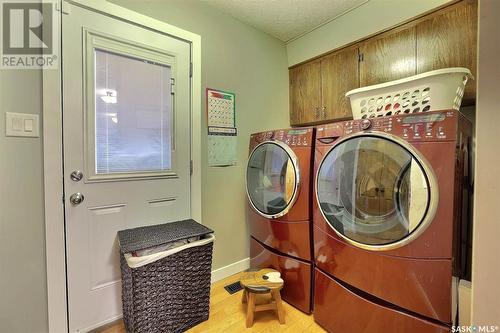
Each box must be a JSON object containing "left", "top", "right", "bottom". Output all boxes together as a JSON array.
[
  {"left": 246, "top": 293, "right": 256, "bottom": 328},
  {"left": 272, "top": 290, "right": 285, "bottom": 325},
  {"left": 242, "top": 289, "right": 247, "bottom": 303}
]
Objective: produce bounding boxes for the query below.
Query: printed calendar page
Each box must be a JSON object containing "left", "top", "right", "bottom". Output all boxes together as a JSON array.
[
  {"left": 206, "top": 88, "right": 237, "bottom": 166},
  {"left": 207, "top": 89, "right": 235, "bottom": 128}
]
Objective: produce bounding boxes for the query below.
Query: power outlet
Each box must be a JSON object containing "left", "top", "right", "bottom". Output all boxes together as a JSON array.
[{"left": 5, "top": 112, "right": 39, "bottom": 138}]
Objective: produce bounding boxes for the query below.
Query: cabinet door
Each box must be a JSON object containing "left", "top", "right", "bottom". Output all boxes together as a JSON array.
[
  {"left": 359, "top": 27, "right": 417, "bottom": 87},
  {"left": 321, "top": 47, "right": 358, "bottom": 121},
  {"left": 416, "top": 1, "right": 477, "bottom": 102},
  {"left": 289, "top": 60, "right": 321, "bottom": 126}
]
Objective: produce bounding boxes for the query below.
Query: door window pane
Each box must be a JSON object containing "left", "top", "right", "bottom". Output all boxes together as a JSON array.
[
  {"left": 317, "top": 136, "right": 430, "bottom": 245},
  {"left": 95, "top": 49, "right": 172, "bottom": 174},
  {"left": 246, "top": 143, "right": 297, "bottom": 216}
]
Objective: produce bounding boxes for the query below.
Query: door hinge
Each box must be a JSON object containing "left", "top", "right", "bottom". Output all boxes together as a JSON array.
[
  {"left": 56, "top": 1, "right": 71, "bottom": 14},
  {"left": 189, "top": 62, "right": 193, "bottom": 78},
  {"left": 170, "top": 78, "right": 175, "bottom": 95},
  {"left": 190, "top": 160, "right": 193, "bottom": 175}
]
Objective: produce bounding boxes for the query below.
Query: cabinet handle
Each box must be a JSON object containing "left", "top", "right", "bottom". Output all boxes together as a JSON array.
[{"left": 322, "top": 106, "right": 326, "bottom": 117}]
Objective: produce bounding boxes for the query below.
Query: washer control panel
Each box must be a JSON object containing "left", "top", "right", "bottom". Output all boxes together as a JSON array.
[
  {"left": 274, "top": 128, "right": 313, "bottom": 146},
  {"left": 250, "top": 127, "right": 314, "bottom": 148},
  {"left": 317, "top": 111, "right": 457, "bottom": 143}
]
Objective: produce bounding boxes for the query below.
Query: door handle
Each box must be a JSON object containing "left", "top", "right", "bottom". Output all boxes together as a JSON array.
[{"left": 69, "top": 193, "right": 85, "bottom": 205}]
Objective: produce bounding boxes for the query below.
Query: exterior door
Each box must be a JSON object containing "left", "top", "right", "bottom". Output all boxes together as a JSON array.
[
  {"left": 62, "top": 3, "right": 192, "bottom": 332},
  {"left": 316, "top": 134, "right": 437, "bottom": 251},
  {"left": 246, "top": 141, "right": 300, "bottom": 219}
]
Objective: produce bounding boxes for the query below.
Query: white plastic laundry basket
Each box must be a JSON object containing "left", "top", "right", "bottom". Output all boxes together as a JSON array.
[{"left": 346, "top": 67, "right": 473, "bottom": 120}]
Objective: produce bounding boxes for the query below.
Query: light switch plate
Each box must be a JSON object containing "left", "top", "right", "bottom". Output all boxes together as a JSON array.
[{"left": 5, "top": 112, "right": 39, "bottom": 137}]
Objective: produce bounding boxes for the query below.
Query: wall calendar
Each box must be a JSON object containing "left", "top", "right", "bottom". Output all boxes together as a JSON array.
[{"left": 206, "top": 88, "right": 237, "bottom": 167}]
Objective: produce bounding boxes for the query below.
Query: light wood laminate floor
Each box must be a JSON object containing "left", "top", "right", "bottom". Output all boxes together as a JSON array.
[{"left": 95, "top": 272, "right": 325, "bottom": 333}]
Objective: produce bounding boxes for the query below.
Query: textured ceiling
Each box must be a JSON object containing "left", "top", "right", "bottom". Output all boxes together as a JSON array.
[{"left": 202, "top": 0, "right": 369, "bottom": 42}]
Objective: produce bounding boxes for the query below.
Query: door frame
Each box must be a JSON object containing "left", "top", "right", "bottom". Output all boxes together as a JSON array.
[{"left": 42, "top": 1, "right": 202, "bottom": 331}]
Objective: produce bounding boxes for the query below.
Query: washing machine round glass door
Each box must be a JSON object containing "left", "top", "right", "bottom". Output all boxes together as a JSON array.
[
  {"left": 316, "top": 133, "right": 437, "bottom": 250},
  {"left": 246, "top": 141, "right": 300, "bottom": 219}
]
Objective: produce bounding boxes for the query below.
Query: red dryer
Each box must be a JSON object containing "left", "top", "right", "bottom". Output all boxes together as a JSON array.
[
  {"left": 312, "top": 111, "right": 472, "bottom": 332},
  {"left": 246, "top": 127, "right": 315, "bottom": 313}
]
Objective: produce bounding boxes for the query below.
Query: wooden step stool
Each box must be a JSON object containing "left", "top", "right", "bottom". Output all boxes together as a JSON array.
[{"left": 240, "top": 268, "right": 285, "bottom": 328}]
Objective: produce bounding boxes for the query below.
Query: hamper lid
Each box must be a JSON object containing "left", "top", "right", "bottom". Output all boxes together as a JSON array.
[{"left": 118, "top": 219, "right": 214, "bottom": 254}]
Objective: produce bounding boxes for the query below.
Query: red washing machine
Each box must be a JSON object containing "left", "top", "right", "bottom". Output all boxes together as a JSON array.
[
  {"left": 246, "top": 127, "right": 315, "bottom": 313},
  {"left": 312, "top": 111, "right": 472, "bottom": 332}
]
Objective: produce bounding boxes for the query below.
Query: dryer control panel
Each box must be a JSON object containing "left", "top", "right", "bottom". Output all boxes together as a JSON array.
[{"left": 317, "top": 111, "right": 458, "bottom": 143}]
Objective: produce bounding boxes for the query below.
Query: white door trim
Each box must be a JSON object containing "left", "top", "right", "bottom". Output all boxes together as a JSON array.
[{"left": 42, "top": 1, "right": 202, "bottom": 331}]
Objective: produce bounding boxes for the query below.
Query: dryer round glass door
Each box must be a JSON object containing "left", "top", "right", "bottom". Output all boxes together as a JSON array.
[
  {"left": 316, "top": 133, "right": 437, "bottom": 251},
  {"left": 246, "top": 141, "right": 300, "bottom": 219}
]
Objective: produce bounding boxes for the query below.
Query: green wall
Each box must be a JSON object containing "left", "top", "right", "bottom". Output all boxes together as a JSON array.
[
  {"left": 0, "top": 67, "right": 48, "bottom": 332},
  {"left": 472, "top": 0, "right": 500, "bottom": 326},
  {"left": 109, "top": 0, "right": 290, "bottom": 270}
]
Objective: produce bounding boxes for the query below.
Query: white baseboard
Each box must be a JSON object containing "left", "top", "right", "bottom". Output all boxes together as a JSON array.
[
  {"left": 211, "top": 257, "right": 250, "bottom": 284},
  {"left": 84, "top": 314, "right": 123, "bottom": 332}
]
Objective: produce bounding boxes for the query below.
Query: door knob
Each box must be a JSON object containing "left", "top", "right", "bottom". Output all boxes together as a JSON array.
[
  {"left": 69, "top": 193, "right": 85, "bottom": 205},
  {"left": 70, "top": 170, "right": 83, "bottom": 182}
]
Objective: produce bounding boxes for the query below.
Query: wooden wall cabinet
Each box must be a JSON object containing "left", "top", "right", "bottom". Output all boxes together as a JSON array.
[
  {"left": 321, "top": 47, "right": 359, "bottom": 122},
  {"left": 416, "top": 0, "right": 477, "bottom": 102},
  {"left": 289, "top": 47, "right": 359, "bottom": 126},
  {"left": 289, "top": 60, "right": 321, "bottom": 126},
  {"left": 288, "top": 0, "right": 478, "bottom": 127},
  {"left": 359, "top": 27, "right": 416, "bottom": 87}
]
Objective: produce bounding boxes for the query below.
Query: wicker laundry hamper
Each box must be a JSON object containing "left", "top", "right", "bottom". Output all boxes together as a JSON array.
[{"left": 118, "top": 219, "right": 215, "bottom": 333}]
